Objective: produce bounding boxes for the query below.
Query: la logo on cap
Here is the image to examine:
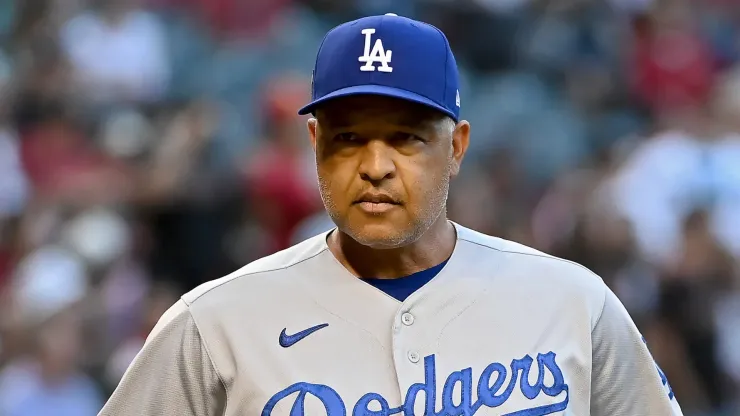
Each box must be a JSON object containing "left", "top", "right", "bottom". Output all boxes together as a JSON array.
[{"left": 358, "top": 28, "right": 393, "bottom": 73}]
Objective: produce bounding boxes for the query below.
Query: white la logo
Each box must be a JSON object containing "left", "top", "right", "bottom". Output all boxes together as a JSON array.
[{"left": 358, "top": 29, "right": 393, "bottom": 73}]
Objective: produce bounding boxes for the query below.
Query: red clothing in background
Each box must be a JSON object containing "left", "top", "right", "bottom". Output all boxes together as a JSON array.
[
  {"left": 631, "top": 28, "right": 715, "bottom": 112},
  {"left": 244, "top": 145, "right": 319, "bottom": 252},
  {"left": 148, "top": 0, "right": 292, "bottom": 39},
  {"left": 20, "top": 120, "right": 127, "bottom": 201}
]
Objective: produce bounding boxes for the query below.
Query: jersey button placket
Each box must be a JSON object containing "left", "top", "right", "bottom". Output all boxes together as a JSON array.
[
  {"left": 397, "top": 311, "right": 421, "bottom": 365},
  {"left": 392, "top": 307, "right": 429, "bottom": 411}
]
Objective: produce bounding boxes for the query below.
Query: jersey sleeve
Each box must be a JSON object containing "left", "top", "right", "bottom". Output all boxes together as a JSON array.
[
  {"left": 98, "top": 299, "right": 227, "bottom": 416},
  {"left": 590, "top": 287, "right": 683, "bottom": 415}
]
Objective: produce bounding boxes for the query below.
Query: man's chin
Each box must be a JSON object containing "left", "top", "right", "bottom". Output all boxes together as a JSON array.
[{"left": 347, "top": 224, "right": 418, "bottom": 249}]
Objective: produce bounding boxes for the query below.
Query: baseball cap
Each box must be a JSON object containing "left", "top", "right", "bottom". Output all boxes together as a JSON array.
[{"left": 298, "top": 13, "right": 461, "bottom": 121}]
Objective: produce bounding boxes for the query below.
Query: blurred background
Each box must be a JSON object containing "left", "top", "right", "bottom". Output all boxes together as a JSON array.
[{"left": 0, "top": 0, "right": 738, "bottom": 414}]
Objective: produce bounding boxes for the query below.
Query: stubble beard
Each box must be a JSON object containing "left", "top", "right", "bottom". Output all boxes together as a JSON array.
[{"left": 317, "top": 164, "right": 451, "bottom": 249}]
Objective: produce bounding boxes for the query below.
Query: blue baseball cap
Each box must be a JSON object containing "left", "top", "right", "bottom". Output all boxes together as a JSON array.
[{"left": 298, "top": 13, "right": 461, "bottom": 122}]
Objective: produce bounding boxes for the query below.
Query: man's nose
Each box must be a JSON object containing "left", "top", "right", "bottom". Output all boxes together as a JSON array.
[{"left": 358, "top": 139, "right": 396, "bottom": 183}]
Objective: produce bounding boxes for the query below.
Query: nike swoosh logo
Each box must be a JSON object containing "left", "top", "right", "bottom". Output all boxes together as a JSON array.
[{"left": 279, "top": 323, "right": 329, "bottom": 348}]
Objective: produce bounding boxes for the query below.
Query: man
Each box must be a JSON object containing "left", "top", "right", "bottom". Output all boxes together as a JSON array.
[{"left": 99, "top": 14, "right": 683, "bottom": 415}]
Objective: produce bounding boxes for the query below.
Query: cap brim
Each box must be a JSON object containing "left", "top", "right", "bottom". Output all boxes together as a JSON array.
[{"left": 298, "top": 84, "right": 457, "bottom": 121}]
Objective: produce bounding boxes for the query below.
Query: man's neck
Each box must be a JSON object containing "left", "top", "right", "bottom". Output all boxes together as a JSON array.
[{"left": 328, "top": 217, "right": 456, "bottom": 279}]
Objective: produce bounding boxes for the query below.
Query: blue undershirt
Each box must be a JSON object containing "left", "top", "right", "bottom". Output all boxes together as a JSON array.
[{"left": 362, "top": 259, "right": 449, "bottom": 302}]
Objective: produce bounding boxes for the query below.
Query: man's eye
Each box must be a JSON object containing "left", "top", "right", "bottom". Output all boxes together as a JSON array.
[
  {"left": 335, "top": 133, "right": 360, "bottom": 142},
  {"left": 392, "top": 132, "right": 425, "bottom": 143}
]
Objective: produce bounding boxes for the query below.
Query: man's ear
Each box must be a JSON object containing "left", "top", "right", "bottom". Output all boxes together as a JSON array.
[
  {"left": 450, "top": 120, "right": 470, "bottom": 177},
  {"left": 308, "top": 118, "right": 318, "bottom": 151}
]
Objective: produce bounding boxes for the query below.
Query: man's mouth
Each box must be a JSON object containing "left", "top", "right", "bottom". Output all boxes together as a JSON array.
[{"left": 353, "top": 192, "right": 400, "bottom": 214}]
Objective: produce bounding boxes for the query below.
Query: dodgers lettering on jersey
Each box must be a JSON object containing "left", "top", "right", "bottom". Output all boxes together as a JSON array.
[{"left": 262, "top": 352, "right": 568, "bottom": 416}]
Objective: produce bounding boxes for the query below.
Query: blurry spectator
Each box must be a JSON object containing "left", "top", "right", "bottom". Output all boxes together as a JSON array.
[
  {"left": 448, "top": 162, "right": 501, "bottom": 237},
  {"left": 654, "top": 209, "right": 737, "bottom": 413},
  {"left": 610, "top": 66, "right": 740, "bottom": 266},
  {"left": 0, "top": 218, "right": 19, "bottom": 291},
  {"left": 539, "top": 161, "right": 663, "bottom": 324},
  {"left": 137, "top": 99, "right": 238, "bottom": 293},
  {"left": 0, "top": 118, "right": 29, "bottom": 221},
  {"left": 18, "top": 102, "right": 130, "bottom": 206},
  {"left": 609, "top": 0, "right": 654, "bottom": 14},
  {"left": 629, "top": 0, "right": 716, "bottom": 116},
  {"left": 354, "top": 0, "right": 415, "bottom": 18},
  {"left": 9, "top": 245, "right": 89, "bottom": 327},
  {"left": 706, "top": 67, "right": 740, "bottom": 258},
  {"left": 149, "top": 0, "right": 294, "bottom": 41},
  {"left": 98, "top": 107, "right": 155, "bottom": 160},
  {"left": 10, "top": 38, "right": 128, "bottom": 209},
  {"left": 473, "top": 0, "right": 532, "bottom": 15},
  {"left": 11, "top": 38, "right": 74, "bottom": 133},
  {"left": 0, "top": 307, "right": 102, "bottom": 416},
  {"left": 521, "top": 1, "right": 621, "bottom": 82},
  {"left": 1, "top": 240, "right": 90, "bottom": 368},
  {"left": 0, "top": 0, "right": 15, "bottom": 40},
  {"left": 0, "top": 53, "right": 30, "bottom": 224},
  {"left": 608, "top": 124, "right": 701, "bottom": 266},
  {"left": 421, "top": 1, "right": 520, "bottom": 73},
  {"left": 60, "top": 0, "right": 170, "bottom": 104},
  {"left": 714, "top": 283, "right": 740, "bottom": 399},
  {"left": 8, "top": 0, "right": 53, "bottom": 56},
  {"left": 241, "top": 74, "right": 321, "bottom": 254},
  {"left": 531, "top": 167, "right": 600, "bottom": 254},
  {"left": 102, "top": 282, "right": 177, "bottom": 392},
  {"left": 192, "top": 0, "right": 293, "bottom": 41},
  {"left": 61, "top": 207, "right": 132, "bottom": 273},
  {"left": 700, "top": 0, "right": 740, "bottom": 69}
]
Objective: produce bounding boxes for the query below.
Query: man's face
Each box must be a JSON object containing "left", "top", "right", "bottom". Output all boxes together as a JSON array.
[{"left": 309, "top": 96, "right": 469, "bottom": 248}]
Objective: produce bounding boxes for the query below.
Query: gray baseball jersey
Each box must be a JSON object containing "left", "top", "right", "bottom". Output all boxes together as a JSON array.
[{"left": 99, "top": 223, "right": 683, "bottom": 415}]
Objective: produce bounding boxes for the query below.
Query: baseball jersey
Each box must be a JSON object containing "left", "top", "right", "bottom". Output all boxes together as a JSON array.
[{"left": 99, "top": 222, "right": 683, "bottom": 415}]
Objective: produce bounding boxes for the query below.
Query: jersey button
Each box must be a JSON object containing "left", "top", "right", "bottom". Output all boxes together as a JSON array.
[
  {"left": 408, "top": 350, "right": 420, "bottom": 363},
  {"left": 401, "top": 312, "right": 415, "bottom": 326}
]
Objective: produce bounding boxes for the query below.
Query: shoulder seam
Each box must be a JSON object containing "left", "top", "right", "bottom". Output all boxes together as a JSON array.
[
  {"left": 460, "top": 236, "right": 608, "bottom": 332},
  {"left": 185, "top": 248, "right": 329, "bottom": 304},
  {"left": 459, "top": 237, "right": 602, "bottom": 277},
  {"left": 460, "top": 238, "right": 608, "bottom": 332},
  {"left": 182, "top": 304, "right": 229, "bottom": 414}
]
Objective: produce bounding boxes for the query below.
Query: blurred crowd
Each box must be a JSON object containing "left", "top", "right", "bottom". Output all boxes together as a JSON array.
[{"left": 0, "top": 0, "right": 738, "bottom": 415}]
